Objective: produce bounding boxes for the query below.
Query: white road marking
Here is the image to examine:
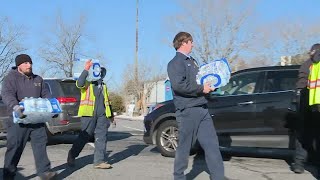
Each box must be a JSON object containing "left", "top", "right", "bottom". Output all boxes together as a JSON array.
[
  {"left": 87, "top": 143, "right": 95, "bottom": 148},
  {"left": 121, "top": 125, "right": 144, "bottom": 132}
]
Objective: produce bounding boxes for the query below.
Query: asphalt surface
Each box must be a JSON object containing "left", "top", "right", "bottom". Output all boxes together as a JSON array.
[{"left": 0, "top": 118, "right": 318, "bottom": 180}]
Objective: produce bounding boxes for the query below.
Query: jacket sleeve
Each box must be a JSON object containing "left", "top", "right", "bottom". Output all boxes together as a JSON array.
[
  {"left": 40, "top": 77, "right": 51, "bottom": 98},
  {"left": 1, "top": 75, "right": 19, "bottom": 111},
  {"left": 76, "top": 70, "right": 89, "bottom": 88},
  {"left": 296, "top": 59, "right": 312, "bottom": 90},
  {"left": 167, "top": 59, "right": 203, "bottom": 97}
]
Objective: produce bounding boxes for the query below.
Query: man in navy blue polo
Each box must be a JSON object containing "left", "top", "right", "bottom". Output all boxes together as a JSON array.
[{"left": 167, "top": 32, "right": 224, "bottom": 180}]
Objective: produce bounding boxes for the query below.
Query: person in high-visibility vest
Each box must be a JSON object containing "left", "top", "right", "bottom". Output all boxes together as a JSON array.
[
  {"left": 67, "top": 59, "right": 114, "bottom": 169},
  {"left": 308, "top": 44, "right": 320, "bottom": 109},
  {"left": 291, "top": 53, "right": 313, "bottom": 174},
  {"left": 306, "top": 43, "right": 320, "bottom": 168}
]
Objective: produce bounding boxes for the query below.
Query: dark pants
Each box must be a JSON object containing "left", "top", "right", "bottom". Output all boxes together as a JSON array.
[
  {"left": 69, "top": 116, "right": 110, "bottom": 165},
  {"left": 294, "top": 111, "right": 310, "bottom": 164},
  {"left": 308, "top": 112, "right": 320, "bottom": 163},
  {"left": 3, "top": 120, "right": 51, "bottom": 178},
  {"left": 293, "top": 90, "right": 320, "bottom": 165},
  {"left": 174, "top": 106, "right": 224, "bottom": 180}
]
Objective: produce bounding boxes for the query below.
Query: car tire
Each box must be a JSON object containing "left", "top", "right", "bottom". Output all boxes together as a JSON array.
[
  {"left": 156, "top": 120, "right": 179, "bottom": 157},
  {"left": 156, "top": 120, "right": 198, "bottom": 158}
]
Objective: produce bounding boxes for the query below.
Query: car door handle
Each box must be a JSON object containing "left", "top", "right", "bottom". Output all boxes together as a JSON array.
[{"left": 238, "top": 101, "right": 254, "bottom": 106}]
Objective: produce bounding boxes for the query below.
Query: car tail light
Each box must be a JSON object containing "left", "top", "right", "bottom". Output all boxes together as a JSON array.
[
  {"left": 153, "top": 103, "right": 164, "bottom": 111},
  {"left": 56, "top": 97, "right": 77, "bottom": 104},
  {"left": 59, "top": 120, "right": 70, "bottom": 125}
]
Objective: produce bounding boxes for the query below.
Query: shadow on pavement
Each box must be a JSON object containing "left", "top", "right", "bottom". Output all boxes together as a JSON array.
[
  {"left": 299, "top": 165, "right": 319, "bottom": 179},
  {"left": 44, "top": 143, "right": 147, "bottom": 179},
  {"left": 50, "top": 154, "right": 94, "bottom": 179},
  {"left": 186, "top": 153, "right": 209, "bottom": 180},
  {"left": 108, "top": 144, "right": 148, "bottom": 164},
  {"left": 0, "top": 168, "right": 27, "bottom": 180},
  {"left": 47, "top": 131, "right": 133, "bottom": 145}
]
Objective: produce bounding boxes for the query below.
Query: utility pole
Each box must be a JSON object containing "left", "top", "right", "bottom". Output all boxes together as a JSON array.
[{"left": 135, "top": 0, "right": 139, "bottom": 86}]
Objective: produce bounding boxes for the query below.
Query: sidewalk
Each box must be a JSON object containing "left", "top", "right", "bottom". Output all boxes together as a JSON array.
[{"left": 115, "top": 114, "right": 145, "bottom": 121}]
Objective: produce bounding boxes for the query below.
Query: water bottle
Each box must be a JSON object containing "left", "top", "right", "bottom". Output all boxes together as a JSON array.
[
  {"left": 24, "top": 97, "right": 36, "bottom": 112},
  {"left": 87, "top": 59, "right": 101, "bottom": 82},
  {"left": 73, "top": 58, "right": 101, "bottom": 82},
  {"left": 36, "top": 98, "right": 48, "bottom": 112}
]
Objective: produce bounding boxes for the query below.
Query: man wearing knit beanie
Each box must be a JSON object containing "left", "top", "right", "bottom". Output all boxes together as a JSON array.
[
  {"left": 1, "top": 54, "right": 57, "bottom": 179},
  {"left": 15, "top": 54, "right": 33, "bottom": 76}
]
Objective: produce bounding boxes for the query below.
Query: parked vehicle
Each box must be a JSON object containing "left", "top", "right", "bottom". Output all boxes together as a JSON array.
[
  {"left": 143, "top": 65, "right": 300, "bottom": 157},
  {"left": 0, "top": 95, "right": 8, "bottom": 132},
  {"left": 0, "top": 78, "right": 81, "bottom": 135}
]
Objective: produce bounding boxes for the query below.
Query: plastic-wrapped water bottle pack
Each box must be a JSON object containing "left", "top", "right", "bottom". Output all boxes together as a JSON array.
[
  {"left": 73, "top": 58, "right": 101, "bottom": 82},
  {"left": 13, "top": 97, "right": 62, "bottom": 124},
  {"left": 196, "top": 58, "right": 231, "bottom": 88}
]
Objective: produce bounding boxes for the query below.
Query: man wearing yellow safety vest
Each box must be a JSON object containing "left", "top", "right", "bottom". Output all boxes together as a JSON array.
[
  {"left": 291, "top": 45, "right": 315, "bottom": 174},
  {"left": 67, "top": 59, "right": 114, "bottom": 169},
  {"left": 307, "top": 44, "right": 320, "bottom": 167}
]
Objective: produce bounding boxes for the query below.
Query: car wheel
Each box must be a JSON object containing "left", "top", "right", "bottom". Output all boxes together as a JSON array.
[{"left": 156, "top": 120, "right": 179, "bottom": 157}]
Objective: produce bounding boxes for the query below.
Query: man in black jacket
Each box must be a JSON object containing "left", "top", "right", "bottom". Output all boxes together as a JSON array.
[
  {"left": 292, "top": 43, "right": 320, "bottom": 173},
  {"left": 167, "top": 32, "right": 224, "bottom": 180},
  {"left": 1, "top": 54, "right": 57, "bottom": 179}
]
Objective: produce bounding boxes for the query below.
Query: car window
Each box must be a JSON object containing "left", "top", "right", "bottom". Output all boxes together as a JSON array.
[
  {"left": 59, "top": 81, "right": 80, "bottom": 97},
  {"left": 219, "top": 72, "right": 260, "bottom": 96},
  {"left": 45, "top": 82, "right": 52, "bottom": 94},
  {"left": 263, "top": 70, "right": 298, "bottom": 92}
]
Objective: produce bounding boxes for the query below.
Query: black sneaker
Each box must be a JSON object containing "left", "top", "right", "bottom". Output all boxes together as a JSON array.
[
  {"left": 39, "top": 171, "right": 57, "bottom": 180},
  {"left": 291, "top": 163, "right": 305, "bottom": 174},
  {"left": 67, "top": 151, "right": 75, "bottom": 167}
]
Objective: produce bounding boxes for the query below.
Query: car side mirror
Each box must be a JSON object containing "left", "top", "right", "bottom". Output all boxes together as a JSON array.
[
  {"left": 232, "top": 81, "right": 238, "bottom": 87},
  {"left": 0, "top": 95, "right": 2, "bottom": 101},
  {"left": 210, "top": 88, "right": 223, "bottom": 96}
]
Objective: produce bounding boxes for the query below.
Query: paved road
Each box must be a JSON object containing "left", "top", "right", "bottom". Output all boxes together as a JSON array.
[{"left": 0, "top": 118, "right": 318, "bottom": 180}]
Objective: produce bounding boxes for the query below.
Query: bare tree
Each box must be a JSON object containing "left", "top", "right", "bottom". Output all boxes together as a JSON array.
[
  {"left": 165, "top": 0, "right": 257, "bottom": 70},
  {"left": 122, "top": 60, "right": 167, "bottom": 115},
  {"left": 249, "top": 20, "right": 320, "bottom": 66},
  {"left": 39, "top": 14, "right": 86, "bottom": 77},
  {"left": 0, "top": 17, "right": 25, "bottom": 84}
]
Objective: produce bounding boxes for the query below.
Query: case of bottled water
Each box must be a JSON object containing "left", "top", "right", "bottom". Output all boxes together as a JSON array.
[
  {"left": 196, "top": 58, "right": 231, "bottom": 88},
  {"left": 13, "top": 97, "right": 62, "bottom": 124},
  {"left": 73, "top": 58, "right": 101, "bottom": 82}
]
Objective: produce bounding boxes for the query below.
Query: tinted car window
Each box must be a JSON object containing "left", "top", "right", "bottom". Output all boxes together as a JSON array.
[
  {"left": 219, "top": 72, "right": 260, "bottom": 95},
  {"left": 263, "top": 70, "right": 298, "bottom": 92},
  {"left": 60, "top": 81, "right": 80, "bottom": 97},
  {"left": 45, "top": 82, "right": 52, "bottom": 95}
]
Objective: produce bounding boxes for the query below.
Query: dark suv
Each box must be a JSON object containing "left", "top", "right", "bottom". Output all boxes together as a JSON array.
[
  {"left": 0, "top": 78, "right": 81, "bottom": 135},
  {"left": 143, "top": 65, "right": 300, "bottom": 157}
]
